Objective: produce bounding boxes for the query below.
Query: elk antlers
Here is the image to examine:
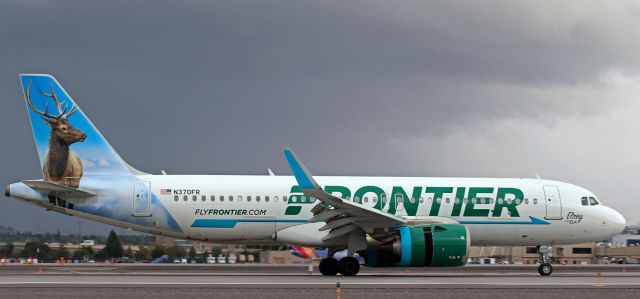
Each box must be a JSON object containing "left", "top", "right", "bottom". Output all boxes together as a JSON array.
[{"left": 25, "top": 78, "right": 78, "bottom": 120}]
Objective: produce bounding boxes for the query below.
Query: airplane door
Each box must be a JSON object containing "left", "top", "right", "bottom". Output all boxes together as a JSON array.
[
  {"left": 543, "top": 185, "right": 562, "bottom": 220},
  {"left": 132, "top": 181, "right": 152, "bottom": 217}
]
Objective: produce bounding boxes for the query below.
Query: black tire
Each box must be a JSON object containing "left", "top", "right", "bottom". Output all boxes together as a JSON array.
[
  {"left": 538, "top": 263, "right": 553, "bottom": 276},
  {"left": 338, "top": 257, "right": 360, "bottom": 276},
  {"left": 319, "top": 258, "right": 339, "bottom": 276}
]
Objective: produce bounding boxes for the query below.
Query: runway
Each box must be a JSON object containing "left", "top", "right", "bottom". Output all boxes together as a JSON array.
[{"left": 0, "top": 264, "right": 638, "bottom": 298}]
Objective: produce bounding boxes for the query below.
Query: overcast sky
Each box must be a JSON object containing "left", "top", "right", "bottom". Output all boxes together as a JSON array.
[{"left": 1, "top": 0, "right": 639, "bottom": 234}]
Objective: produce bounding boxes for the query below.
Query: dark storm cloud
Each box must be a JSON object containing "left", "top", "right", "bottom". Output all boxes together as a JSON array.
[{"left": 1, "top": 0, "right": 639, "bottom": 233}]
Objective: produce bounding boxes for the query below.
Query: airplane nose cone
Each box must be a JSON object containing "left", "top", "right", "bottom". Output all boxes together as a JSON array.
[{"left": 608, "top": 208, "right": 626, "bottom": 235}]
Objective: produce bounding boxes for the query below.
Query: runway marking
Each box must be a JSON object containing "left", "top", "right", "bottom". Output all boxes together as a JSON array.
[{"left": 2, "top": 282, "right": 640, "bottom": 289}]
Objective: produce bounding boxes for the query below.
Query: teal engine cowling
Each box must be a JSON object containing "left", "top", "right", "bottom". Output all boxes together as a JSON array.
[{"left": 365, "top": 224, "right": 470, "bottom": 267}]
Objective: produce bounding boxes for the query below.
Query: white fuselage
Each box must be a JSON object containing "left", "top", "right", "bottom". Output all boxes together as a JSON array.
[{"left": 9, "top": 174, "right": 624, "bottom": 248}]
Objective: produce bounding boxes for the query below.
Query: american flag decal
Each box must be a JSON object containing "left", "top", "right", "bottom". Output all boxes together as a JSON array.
[{"left": 160, "top": 189, "right": 172, "bottom": 195}]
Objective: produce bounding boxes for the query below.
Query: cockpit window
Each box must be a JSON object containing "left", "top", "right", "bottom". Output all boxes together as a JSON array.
[
  {"left": 589, "top": 197, "right": 599, "bottom": 206},
  {"left": 581, "top": 197, "right": 589, "bottom": 206}
]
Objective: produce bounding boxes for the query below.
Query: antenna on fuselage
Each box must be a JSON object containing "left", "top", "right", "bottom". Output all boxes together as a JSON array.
[
  {"left": 535, "top": 172, "right": 542, "bottom": 179},
  {"left": 268, "top": 169, "right": 275, "bottom": 176}
]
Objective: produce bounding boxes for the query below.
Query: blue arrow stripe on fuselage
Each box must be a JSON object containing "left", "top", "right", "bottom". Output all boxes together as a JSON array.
[
  {"left": 192, "top": 216, "right": 549, "bottom": 228},
  {"left": 459, "top": 216, "right": 550, "bottom": 225},
  {"left": 192, "top": 219, "right": 308, "bottom": 228}
]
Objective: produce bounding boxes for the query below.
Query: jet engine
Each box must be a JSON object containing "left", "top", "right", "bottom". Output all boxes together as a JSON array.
[{"left": 365, "top": 224, "right": 470, "bottom": 267}]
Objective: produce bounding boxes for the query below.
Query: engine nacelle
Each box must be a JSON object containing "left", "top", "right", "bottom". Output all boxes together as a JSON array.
[{"left": 365, "top": 224, "right": 469, "bottom": 267}]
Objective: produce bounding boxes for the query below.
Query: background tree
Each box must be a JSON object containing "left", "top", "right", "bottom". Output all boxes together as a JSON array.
[
  {"left": 166, "top": 245, "right": 186, "bottom": 259},
  {"left": 0, "top": 242, "right": 14, "bottom": 258},
  {"left": 151, "top": 245, "right": 165, "bottom": 258},
  {"left": 100, "top": 230, "right": 124, "bottom": 258},
  {"left": 135, "top": 246, "right": 150, "bottom": 259},
  {"left": 50, "top": 244, "right": 69, "bottom": 260},
  {"left": 21, "top": 241, "right": 51, "bottom": 260},
  {"left": 72, "top": 246, "right": 95, "bottom": 261},
  {"left": 188, "top": 246, "right": 196, "bottom": 259},
  {"left": 125, "top": 246, "right": 134, "bottom": 258}
]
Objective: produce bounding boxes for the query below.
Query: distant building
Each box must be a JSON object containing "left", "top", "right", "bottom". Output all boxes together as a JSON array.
[{"left": 612, "top": 234, "right": 640, "bottom": 247}]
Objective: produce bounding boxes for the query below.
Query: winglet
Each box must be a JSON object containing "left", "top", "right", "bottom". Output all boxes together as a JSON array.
[{"left": 282, "top": 147, "right": 319, "bottom": 190}]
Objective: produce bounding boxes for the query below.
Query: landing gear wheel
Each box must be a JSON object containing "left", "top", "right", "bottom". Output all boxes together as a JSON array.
[
  {"left": 338, "top": 257, "right": 360, "bottom": 276},
  {"left": 538, "top": 263, "right": 553, "bottom": 276},
  {"left": 319, "top": 258, "right": 339, "bottom": 276}
]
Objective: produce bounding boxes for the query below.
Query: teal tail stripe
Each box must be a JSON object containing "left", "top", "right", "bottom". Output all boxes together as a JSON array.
[
  {"left": 192, "top": 219, "right": 308, "bottom": 228},
  {"left": 459, "top": 216, "right": 550, "bottom": 225}
]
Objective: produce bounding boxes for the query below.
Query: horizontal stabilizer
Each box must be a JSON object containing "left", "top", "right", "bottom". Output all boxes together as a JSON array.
[{"left": 22, "top": 180, "right": 96, "bottom": 201}]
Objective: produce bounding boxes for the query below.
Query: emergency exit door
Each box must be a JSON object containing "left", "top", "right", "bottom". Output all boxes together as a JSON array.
[
  {"left": 133, "top": 181, "right": 152, "bottom": 216},
  {"left": 543, "top": 185, "right": 562, "bottom": 220}
]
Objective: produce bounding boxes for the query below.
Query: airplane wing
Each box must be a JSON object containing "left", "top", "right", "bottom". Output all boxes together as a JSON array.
[
  {"left": 22, "top": 180, "right": 96, "bottom": 202},
  {"left": 283, "top": 148, "right": 407, "bottom": 245}
]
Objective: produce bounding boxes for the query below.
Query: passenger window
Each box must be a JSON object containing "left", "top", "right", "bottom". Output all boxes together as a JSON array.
[
  {"left": 210, "top": 195, "right": 215, "bottom": 201},
  {"left": 524, "top": 198, "right": 529, "bottom": 204},
  {"left": 354, "top": 196, "right": 361, "bottom": 203},
  {"left": 229, "top": 196, "right": 233, "bottom": 202},
  {"left": 265, "top": 196, "right": 270, "bottom": 202},
  {"left": 455, "top": 198, "right": 460, "bottom": 204},
  {"left": 183, "top": 195, "right": 188, "bottom": 201},
  {"left": 256, "top": 196, "right": 260, "bottom": 202},
  {"left": 174, "top": 195, "right": 179, "bottom": 202},
  {"left": 446, "top": 198, "right": 450, "bottom": 204},
  {"left": 247, "top": 195, "right": 252, "bottom": 202},
  {"left": 497, "top": 198, "right": 503, "bottom": 204},
  {"left": 410, "top": 197, "right": 415, "bottom": 204},
  {"left": 533, "top": 198, "right": 538, "bottom": 205},
  {"left": 420, "top": 197, "right": 424, "bottom": 203},
  {"left": 589, "top": 197, "right": 599, "bottom": 206},
  {"left": 515, "top": 198, "right": 521, "bottom": 205},
  {"left": 581, "top": 197, "right": 589, "bottom": 206},
  {"left": 219, "top": 195, "right": 224, "bottom": 202},
  {"left": 437, "top": 198, "right": 442, "bottom": 204},
  {"left": 283, "top": 195, "right": 288, "bottom": 203}
]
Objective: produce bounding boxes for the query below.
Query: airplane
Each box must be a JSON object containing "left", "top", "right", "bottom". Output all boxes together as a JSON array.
[
  {"left": 290, "top": 246, "right": 362, "bottom": 263},
  {"left": 6, "top": 74, "right": 626, "bottom": 276}
]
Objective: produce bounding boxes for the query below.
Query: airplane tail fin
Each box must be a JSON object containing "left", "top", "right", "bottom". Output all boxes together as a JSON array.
[{"left": 19, "top": 74, "right": 142, "bottom": 186}]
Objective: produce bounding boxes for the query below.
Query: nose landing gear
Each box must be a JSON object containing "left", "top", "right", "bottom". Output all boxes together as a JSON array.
[{"left": 537, "top": 245, "right": 553, "bottom": 276}]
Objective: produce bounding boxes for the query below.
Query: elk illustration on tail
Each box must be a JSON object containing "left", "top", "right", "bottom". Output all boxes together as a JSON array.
[{"left": 24, "top": 78, "right": 87, "bottom": 188}]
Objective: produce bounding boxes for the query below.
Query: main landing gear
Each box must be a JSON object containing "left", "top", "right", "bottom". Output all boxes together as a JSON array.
[
  {"left": 537, "top": 245, "right": 553, "bottom": 276},
  {"left": 319, "top": 257, "right": 360, "bottom": 276}
]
